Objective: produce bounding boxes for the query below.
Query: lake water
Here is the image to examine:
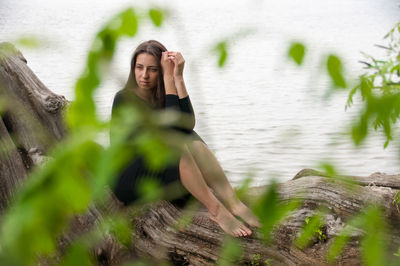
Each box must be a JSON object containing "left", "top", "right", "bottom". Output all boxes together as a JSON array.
[{"left": 1, "top": 0, "right": 399, "bottom": 186}]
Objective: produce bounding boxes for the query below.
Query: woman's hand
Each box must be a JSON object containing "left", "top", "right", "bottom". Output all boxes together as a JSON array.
[
  {"left": 166, "top": 51, "right": 185, "bottom": 80},
  {"left": 161, "top": 51, "right": 188, "bottom": 97},
  {"left": 161, "top": 51, "right": 174, "bottom": 78}
]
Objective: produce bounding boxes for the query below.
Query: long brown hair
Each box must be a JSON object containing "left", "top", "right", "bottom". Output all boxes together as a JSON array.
[{"left": 124, "top": 40, "right": 167, "bottom": 108}]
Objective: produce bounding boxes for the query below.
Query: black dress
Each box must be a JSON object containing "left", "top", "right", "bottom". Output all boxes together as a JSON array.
[{"left": 110, "top": 88, "right": 204, "bottom": 206}]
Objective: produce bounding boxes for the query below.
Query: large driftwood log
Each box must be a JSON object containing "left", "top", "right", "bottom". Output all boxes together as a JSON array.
[
  {"left": 1, "top": 42, "right": 400, "bottom": 265},
  {"left": 113, "top": 170, "right": 399, "bottom": 266},
  {"left": 0, "top": 42, "right": 66, "bottom": 209},
  {"left": 45, "top": 170, "right": 400, "bottom": 266}
]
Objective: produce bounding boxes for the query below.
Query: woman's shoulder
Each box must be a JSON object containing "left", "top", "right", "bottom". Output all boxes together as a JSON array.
[
  {"left": 112, "top": 88, "right": 150, "bottom": 110},
  {"left": 114, "top": 88, "right": 133, "bottom": 99},
  {"left": 112, "top": 88, "right": 132, "bottom": 110},
  {"left": 113, "top": 88, "right": 138, "bottom": 103}
]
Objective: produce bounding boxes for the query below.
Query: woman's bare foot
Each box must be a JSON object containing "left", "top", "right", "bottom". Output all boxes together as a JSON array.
[
  {"left": 229, "top": 201, "right": 261, "bottom": 228},
  {"left": 209, "top": 202, "right": 252, "bottom": 237}
]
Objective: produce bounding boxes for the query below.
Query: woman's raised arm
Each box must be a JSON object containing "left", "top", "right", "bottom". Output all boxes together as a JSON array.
[
  {"left": 161, "top": 51, "right": 178, "bottom": 96},
  {"left": 161, "top": 51, "right": 195, "bottom": 130},
  {"left": 171, "top": 52, "right": 195, "bottom": 129},
  {"left": 168, "top": 51, "right": 188, "bottom": 99}
]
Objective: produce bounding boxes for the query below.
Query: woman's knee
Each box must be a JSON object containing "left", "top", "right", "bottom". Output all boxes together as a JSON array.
[
  {"left": 179, "top": 144, "right": 203, "bottom": 180},
  {"left": 186, "top": 140, "right": 206, "bottom": 154},
  {"left": 180, "top": 144, "right": 194, "bottom": 168}
]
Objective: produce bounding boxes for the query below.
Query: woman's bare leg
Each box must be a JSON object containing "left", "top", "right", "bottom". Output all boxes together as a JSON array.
[
  {"left": 179, "top": 144, "right": 252, "bottom": 237},
  {"left": 186, "top": 140, "right": 261, "bottom": 228}
]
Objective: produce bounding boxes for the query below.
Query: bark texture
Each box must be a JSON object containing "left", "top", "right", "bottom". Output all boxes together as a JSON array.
[
  {"left": 1, "top": 42, "right": 399, "bottom": 265},
  {"left": 108, "top": 170, "right": 399, "bottom": 266},
  {"left": 0, "top": 42, "right": 66, "bottom": 209}
]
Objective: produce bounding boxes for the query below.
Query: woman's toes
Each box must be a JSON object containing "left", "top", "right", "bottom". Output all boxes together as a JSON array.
[
  {"left": 244, "top": 227, "right": 252, "bottom": 236},
  {"left": 209, "top": 202, "right": 254, "bottom": 237},
  {"left": 246, "top": 228, "right": 252, "bottom": 236},
  {"left": 234, "top": 229, "right": 241, "bottom": 237},
  {"left": 241, "top": 228, "right": 247, "bottom": 236}
]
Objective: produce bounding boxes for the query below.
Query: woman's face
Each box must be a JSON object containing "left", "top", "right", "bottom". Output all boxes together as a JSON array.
[{"left": 134, "top": 53, "right": 159, "bottom": 91}]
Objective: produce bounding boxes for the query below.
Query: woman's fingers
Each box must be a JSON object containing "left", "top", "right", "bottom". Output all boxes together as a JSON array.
[
  {"left": 161, "top": 52, "right": 175, "bottom": 77},
  {"left": 164, "top": 51, "right": 184, "bottom": 77},
  {"left": 161, "top": 52, "right": 167, "bottom": 64},
  {"left": 166, "top": 51, "right": 183, "bottom": 61},
  {"left": 171, "top": 54, "right": 184, "bottom": 65},
  {"left": 162, "top": 53, "right": 174, "bottom": 65},
  {"left": 162, "top": 51, "right": 171, "bottom": 61}
]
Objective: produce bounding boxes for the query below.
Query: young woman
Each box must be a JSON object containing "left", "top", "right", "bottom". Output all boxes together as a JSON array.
[{"left": 111, "top": 40, "right": 260, "bottom": 237}]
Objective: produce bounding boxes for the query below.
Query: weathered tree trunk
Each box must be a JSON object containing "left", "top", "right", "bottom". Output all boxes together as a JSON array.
[
  {"left": 112, "top": 170, "right": 399, "bottom": 265},
  {"left": 1, "top": 42, "right": 400, "bottom": 265},
  {"left": 0, "top": 42, "right": 66, "bottom": 209},
  {"left": 54, "top": 169, "right": 400, "bottom": 266}
]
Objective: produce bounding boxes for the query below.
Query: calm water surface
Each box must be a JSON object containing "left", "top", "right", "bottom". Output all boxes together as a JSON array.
[{"left": 1, "top": 0, "right": 399, "bottom": 185}]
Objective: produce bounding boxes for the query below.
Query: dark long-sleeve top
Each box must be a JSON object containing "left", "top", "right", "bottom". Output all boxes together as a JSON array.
[
  {"left": 164, "top": 94, "right": 196, "bottom": 134},
  {"left": 110, "top": 88, "right": 203, "bottom": 205},
  {"left": 110, "top": 89, "right": 198, "bottom": 144}
]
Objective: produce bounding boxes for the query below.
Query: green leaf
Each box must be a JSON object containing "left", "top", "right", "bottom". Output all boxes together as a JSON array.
[
  {"left": 351, "top": 113, "right": 368, "bottom": 145},
  {"left": 327, "top": 54, "right": 347, "bottom": 89},
  {"left": 345, "top": 85, "right": 358, "bottom": 110},
  {"left": 135, "top": 131, "right": 175, "bottom": 170},
  {"left": 359, "top": 76, "right": 372, "bottom": 100},
  {"left": 149, "top": 8, "right": 164, "bottom": 27},
  {"left": 138, "top": 178, "right": 163, "bottom": 203},
  {"left": 120, "top": 8, "right": 138, "bottom": 36},
  {"left": 327, "top": 206, "right": 387, "bottom": 265},
  {"left": 60, "top": 242, "right": 93, "bottom": 266},
  {"left": 253, "top": 181, "right": 300, "bottom": 243},
  {"left": 235, "top": 174, "right": 253, "bottom": 201},
  {"left": 107, "top": 216, "right": 132, "bottom": 248},
  {"left": 288, "top": 42, "right": 306, "bottom": 65},
  {"left": 318, "top": 162, "right": 337, "bottom": 177},
  {"left": 326, "top": 229, "right": 352, "bottom": 262},
  {"left": 67, "top": 8, "right": 139, "bottom": 131},
  {"left": 383, "top": 139, "right": 389, "bottom": 148},
  {"left": 15, "top": 35, "right": 45, "bottom": 48},
  {"left": 295, "top": 212, "right": 324, "bottom": 249},
  {"left": 361, "top": 207, "right": 386, "bottom": 266},
  {"left": 214, "top": 42, "right": 228, "bottom": 67},
  {"left": 217, "top": 237, "right": 242, "bottom": 266}
]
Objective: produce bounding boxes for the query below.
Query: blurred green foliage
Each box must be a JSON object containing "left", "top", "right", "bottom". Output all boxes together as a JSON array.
[
  {"left": 295, "top": 211, "right": 326, "bottom": 249},
  {"left": 346, "top": 23, "right": 400, "bottom": 147},
  {"left": 282, "top": 21, "right": 400, "bottom": 265},
  {"left": 216, "top": 236, "right": 242, "bottom": 266},
  {"left": 60, "top": 242, "right": 94, "bottom": 266},
  {"left": 249, "top": 253, "right": 261, "bottom": 266},
  {"left": 212, "top": 28, "right": 256, "bottom": 68},
  {"left": 327, "top": 205, "right": 387, "bottom": 265},
  {"left": 137, "top": 178, "right": 163, "bottom": 203},
  {"left": 318, "top": 161, "right": 338, "bottom": 177},
  {"left": 214, "top": 41, "right": 228, "bottom": 67},
  {"left": 327, "top": 54, "right": 347, "bottom": 89},
  {"left": 0, "top": 6, "right": 173, "bottom": 265},
  {"left": 66, "top": 8, "right": 139, "bottom": 130},
  {"left": 148, "top": 8, "right": 165, "bottom": 27},
  {"left": 235, "top": 174, "right": 253, "bottom": 202},
  {"left": 15, "top": 35, "right": 47, "bottom": 49},
  {"left": 288, "top": 42, "right": 306, "bottom": 65},
  {"left": 0, "top": 3, "right": 399, "bottom": 265},
  {"left": 253, "top": 181, "right": 300, "bottom": 243}
]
